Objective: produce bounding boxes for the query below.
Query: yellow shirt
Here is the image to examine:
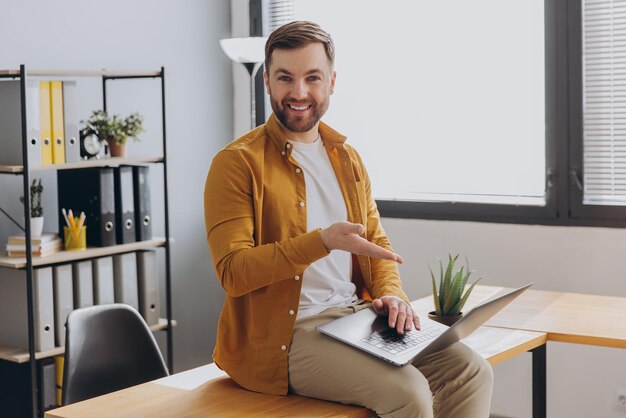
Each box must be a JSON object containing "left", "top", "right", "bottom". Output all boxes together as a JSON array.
[{"left": 204, "top": 113, "right": 409, "bottom": 395}]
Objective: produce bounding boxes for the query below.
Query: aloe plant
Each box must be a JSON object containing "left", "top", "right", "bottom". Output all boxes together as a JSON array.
[
  {"left": 430, "top": 254, "right": 481, "bottom": 316},
  {"left": 19, "top": 178, "right": 43, "bottom": 218}
]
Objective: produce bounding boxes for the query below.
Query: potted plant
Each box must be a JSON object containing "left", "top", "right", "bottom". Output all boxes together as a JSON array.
[
  {"left": 20, "top": 178, "right": 44, "bottom": 237},
  {"left": 81, "top": 110, "right": 145, "bottom": 157},
  {"left": 429, "top": 254, "right": 481, "bottom": 326}
]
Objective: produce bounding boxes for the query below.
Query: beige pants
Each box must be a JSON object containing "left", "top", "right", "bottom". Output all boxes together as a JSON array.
[{"left": 288, "top": 302, "right": 493, "bottom": 418}]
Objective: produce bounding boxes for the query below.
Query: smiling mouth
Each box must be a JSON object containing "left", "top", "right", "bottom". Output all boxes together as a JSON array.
[{"left": 287, "top": 103, "right": 312, "bottom": 111}]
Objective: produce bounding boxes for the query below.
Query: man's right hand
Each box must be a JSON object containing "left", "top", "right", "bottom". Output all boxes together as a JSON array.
[{"left": 319, "top": 221, "right": 403, "bottom": 263}]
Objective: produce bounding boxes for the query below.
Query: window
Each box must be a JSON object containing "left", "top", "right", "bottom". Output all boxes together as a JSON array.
[
  {"left": 285, "top": 0, "right": 547, "bottom": 207},
  {"left": 569, "top": 0, "right": 626, "bottom": 224},
  {"left": 582, "top": 0, "right": 626, "bottom": 206}
]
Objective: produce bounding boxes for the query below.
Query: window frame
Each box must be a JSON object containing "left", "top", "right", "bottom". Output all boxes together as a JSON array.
[
  {"left": 567, "top": 0, "right": 626, "bottom": 224},
  {"left": 251, "top": 0, "right": 266, "bottom": 127}
]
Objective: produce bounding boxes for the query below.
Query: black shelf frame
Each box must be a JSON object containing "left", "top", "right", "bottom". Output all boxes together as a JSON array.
[{"left": 0, "top": 65, "right": 174, "bottom": 417}]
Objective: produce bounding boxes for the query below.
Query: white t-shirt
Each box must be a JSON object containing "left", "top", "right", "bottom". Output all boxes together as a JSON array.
[{"left": 289, "top": 137, "right": 357, "bottom": 320}]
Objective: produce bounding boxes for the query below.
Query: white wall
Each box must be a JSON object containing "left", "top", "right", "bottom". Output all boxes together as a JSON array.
[
  {"left": 0, "top": 0, "right": 233, "bottom": 373},
  {"left": 384, "top": 218, "right": 626, "bottom": 418}
]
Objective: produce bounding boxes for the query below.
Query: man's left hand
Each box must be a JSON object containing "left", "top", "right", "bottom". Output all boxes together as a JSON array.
[{"left": 372, "top": 296, "right": 420, "bottom": 335}]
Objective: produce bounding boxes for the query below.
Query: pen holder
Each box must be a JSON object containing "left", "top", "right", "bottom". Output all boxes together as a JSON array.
[{"left": 64, "top": 226, "right": 86, "bottom": 251}]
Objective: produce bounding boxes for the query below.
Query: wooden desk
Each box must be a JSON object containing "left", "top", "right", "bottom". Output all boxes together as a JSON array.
[
  {"left": 413, "top": 285, "right": 626, "bottom": 347},
  {"left": 413, "top": 285, "right": 626, "bottom": 418},
  {"left": 479, "top": 286, "right": 626, "bottom": 348},
  {"left": 45, "top": 327, "right": 545, "bottom": 418},
  {"left": 45, "top": 364, "right": 371, "bottom": 418}
]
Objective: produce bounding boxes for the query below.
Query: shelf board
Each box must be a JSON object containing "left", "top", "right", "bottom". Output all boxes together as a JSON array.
[
  {"left": 0, "top": 237, "right": 169, "bottom": 269},
  {"left": 0, "top": 69, "right": 161, "bottom": 77},
  {"left": 0, "top": 155, "right": 164, "bottom": 174},
  {"left": 0, "top": 319, "right": 177, "bottom": 363}
]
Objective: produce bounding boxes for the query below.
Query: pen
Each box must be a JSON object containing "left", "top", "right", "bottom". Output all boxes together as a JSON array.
[
  {"left": 68, "top": 209, "right": 75, "bottom": 228},
  {"left": 77, "top": 212, "right": 86, "bottom": 229},
  {"left": 68, "top": 209, "right": 80, "bottom": 241},
  {"left": 61, "top": 208, "right": 71, "bottom": 228}
]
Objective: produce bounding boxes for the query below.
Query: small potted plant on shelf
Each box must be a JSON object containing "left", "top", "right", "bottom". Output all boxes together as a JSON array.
[
  {"left": 429, "top": 254, "right": 481, "bottom": 326},
  {"left": 19, "top": 178, "right": 44, "bottom": 237},
  {"left": 81, "top": 110, "right": 145, "bottom": 157}
]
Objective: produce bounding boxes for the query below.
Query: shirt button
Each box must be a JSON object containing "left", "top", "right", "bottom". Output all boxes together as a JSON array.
[
  {"left": 299, "top": 201, "right": 305, "bottom": 207},
  {"left": 281, "top": 151, "right": 285, "bottom": 156},
  {"left": 281, "top": 345, "right": 287, "bottom": 351},
  {"left": 295, "top": 168, "right": 301, "bottom": 174},
  {"left": 294, "top": 275, "right": 300, "bottom": 281},
  {"left": 289, "top": 309, "right": 295, "bottom": 315},
  {"left": 286, "top": 144, "right": 291, "bottom": 149}
]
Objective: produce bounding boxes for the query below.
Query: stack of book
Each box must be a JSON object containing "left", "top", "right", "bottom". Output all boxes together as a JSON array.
[{"left": 5, "top": 233, "right": 62, "bottom": 258}]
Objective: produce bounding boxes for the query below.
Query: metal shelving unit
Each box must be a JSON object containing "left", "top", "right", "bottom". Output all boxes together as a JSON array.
[{"left": 0, "top": 65, "right": 174, "bottom": 417}]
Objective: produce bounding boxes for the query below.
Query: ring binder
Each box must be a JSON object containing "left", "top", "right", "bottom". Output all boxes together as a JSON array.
[
  {"left": 0, "top": 80, "right": 42, "bottom": 167},
  {"left": 93, "top": 256, "right": 115, "bottom": 305},
  {"left": 52, "top": 264, "right": 74, "bottom": 347},
  {"left": 113, "top": 253, "right": 139, "bottom": 310},
  {"left": 0, "top": 267, "right": 55, "bottom": 352},
  {"left": 114, "top": 166, "right": 137, "bottom": 244},
  {"left": 58, "top": 168, "right": 116, "bottom": 247},
  {"left": 137, "top": 250, "right": 160, "bottom": 326},
  {"left": 133, "top": 165, "right": 153, "bottom": 242},
  {"left": 72, "top": 261, "right": 94, "bottom": 309}
]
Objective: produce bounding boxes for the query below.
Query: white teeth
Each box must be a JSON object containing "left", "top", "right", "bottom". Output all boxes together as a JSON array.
[{"left": 289, "top": 104, "right": 309, "bottom": 111}]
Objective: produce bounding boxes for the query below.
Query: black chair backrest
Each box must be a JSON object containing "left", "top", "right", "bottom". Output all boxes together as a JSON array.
[{"left": 62, "top": 303, "right": 169, "bottom": 405}]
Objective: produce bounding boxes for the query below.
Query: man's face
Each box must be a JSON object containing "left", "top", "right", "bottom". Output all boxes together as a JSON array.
[{"left": 264, "top": 42, "right": 336, "bottom": 136}]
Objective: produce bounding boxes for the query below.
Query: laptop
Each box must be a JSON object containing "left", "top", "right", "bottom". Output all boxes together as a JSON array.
[{"left": 316, "top": 283, "right": 533, "bottom": 366}]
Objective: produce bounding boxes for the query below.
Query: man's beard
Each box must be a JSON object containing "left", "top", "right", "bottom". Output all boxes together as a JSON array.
[{"left": 270, "top": 95, "right": 328, "bottom": 133}]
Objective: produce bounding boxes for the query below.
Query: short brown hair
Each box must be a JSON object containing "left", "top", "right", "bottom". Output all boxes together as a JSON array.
[{"left": 264, "top": 21, "right": 335, "bottom": 71}]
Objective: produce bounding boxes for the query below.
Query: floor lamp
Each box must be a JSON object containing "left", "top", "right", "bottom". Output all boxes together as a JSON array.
[{"left": 220, "top": 37, "right": 267, "bottom": 129}]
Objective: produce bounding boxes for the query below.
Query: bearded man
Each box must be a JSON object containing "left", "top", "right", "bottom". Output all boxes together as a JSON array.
[{"left": 204, "top": 20, "right": 493, "bottom": 418}]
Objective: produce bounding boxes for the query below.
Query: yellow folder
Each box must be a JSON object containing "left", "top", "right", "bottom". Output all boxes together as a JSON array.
[
  {"left": 50, "top": 81, "right": 66, "bottom": 164},
  {"left": 39, "top": 81, "right": 53, "bottom": 165},
  {"left": 55, "top": 355, "right": 64, "bottom": 406}
]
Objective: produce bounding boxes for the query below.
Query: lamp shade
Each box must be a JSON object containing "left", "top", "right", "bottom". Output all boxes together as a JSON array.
[{"left": 219, "top": 37, "right": 267, "bottom": 64}]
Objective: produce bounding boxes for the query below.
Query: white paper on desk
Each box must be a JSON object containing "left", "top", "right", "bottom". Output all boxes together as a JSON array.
[{"left": 154, "top": 364, "right": 227, "bottom": 391}]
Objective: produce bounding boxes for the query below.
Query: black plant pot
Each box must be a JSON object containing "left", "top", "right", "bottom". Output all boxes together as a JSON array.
[{"left": 428, "top": 311, "right": 463, "bottom": 327}]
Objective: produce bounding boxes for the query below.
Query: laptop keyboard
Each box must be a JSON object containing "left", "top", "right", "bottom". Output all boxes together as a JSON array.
[{"left": 361, "top": 324, "right": 443, "bottom": 355}]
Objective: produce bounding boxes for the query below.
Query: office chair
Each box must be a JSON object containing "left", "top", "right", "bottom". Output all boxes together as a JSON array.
[{"left": 61, "top": 303, "right": 169, "bottom": 405}]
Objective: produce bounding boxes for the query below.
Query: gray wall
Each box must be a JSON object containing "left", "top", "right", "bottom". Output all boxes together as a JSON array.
[{"left": 0, "top": 0, "right": 231, "bottom": 373}]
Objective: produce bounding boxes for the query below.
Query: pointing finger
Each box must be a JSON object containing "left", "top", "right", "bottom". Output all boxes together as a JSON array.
[{"left": 356, "top": 238, "right": 403, "bottom": 263}]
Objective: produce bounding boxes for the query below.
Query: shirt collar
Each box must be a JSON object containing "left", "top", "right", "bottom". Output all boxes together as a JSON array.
[{"left": 265, "top": 113, "right": 347, "bottom": 157}]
